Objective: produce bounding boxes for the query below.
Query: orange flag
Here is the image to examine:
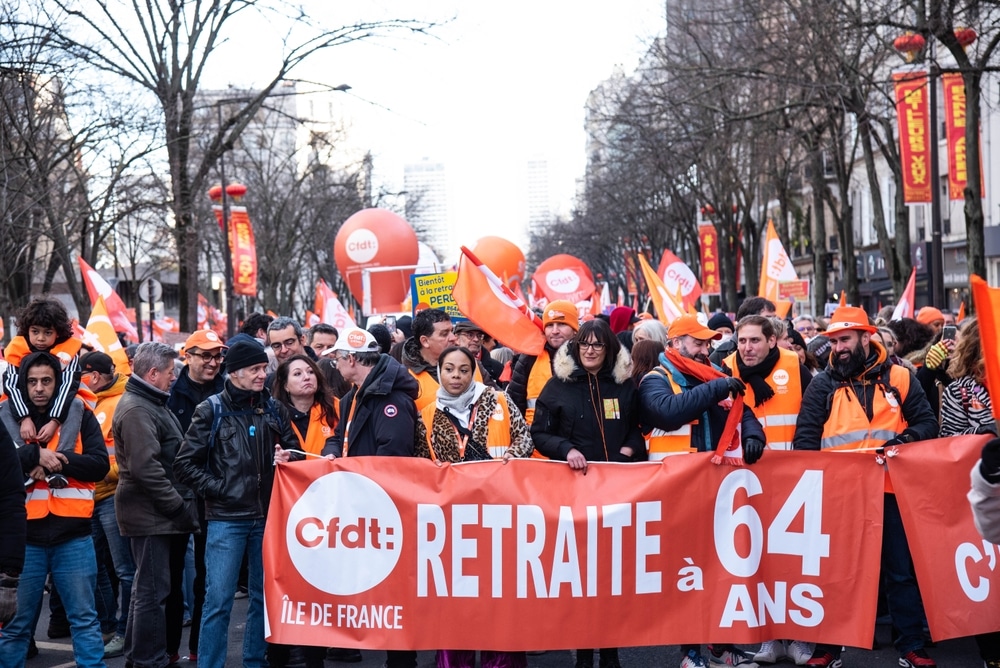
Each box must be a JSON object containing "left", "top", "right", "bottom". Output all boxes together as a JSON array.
[
  {"left": 758, "top": 220, "right": 798, "bottom": 303},
  {"left": 78, "top": 257, "right": 139, "bottom": 341},
  {"left": 82, "top": 296, "right": 131, "bottom": 375},
  {"left": 971, "top": 276, "right": 1000, "bottom": 425},
  {"left": 957, "top": 301, "right": 966, "bottom": 323},
  {"left": 638, "top": 255, "right": 684, "bottom": 324},
  {"left": 452, "top": 246, "right": 545, "bottom": 355}
]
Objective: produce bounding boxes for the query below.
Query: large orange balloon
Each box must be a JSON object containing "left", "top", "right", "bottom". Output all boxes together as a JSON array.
[
  {"left": 532, "top": 254, "right": 596, "bottom": 305},
  {"left": 334, "top": 209, "right": 419, "bottom": 313},
  {"left": 471, "top": 236, "right": 525, "bottom": 290}
]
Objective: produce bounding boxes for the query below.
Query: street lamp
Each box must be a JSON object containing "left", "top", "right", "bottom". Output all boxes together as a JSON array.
[{"left": 211, "top": 83, "right": 351, "bottom": 337}]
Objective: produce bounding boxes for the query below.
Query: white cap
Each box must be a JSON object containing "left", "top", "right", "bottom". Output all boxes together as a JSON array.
[{"left": 329, "top": 327, "right": 379, "bottom": 354}]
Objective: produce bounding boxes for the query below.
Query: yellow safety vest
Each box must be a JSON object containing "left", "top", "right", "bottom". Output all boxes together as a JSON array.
[{"left": 421, "top": 392, "right": 512, "bottom": 461}]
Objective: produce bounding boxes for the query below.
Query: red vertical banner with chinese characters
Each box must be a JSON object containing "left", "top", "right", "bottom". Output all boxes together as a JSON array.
[
  {"left": 893, "top": 70, "right": 932, "bottom": 203},
  {"left": 213, "top": 205, "right": 259, "bottom": 296},
  {"left": 942, "top": 73, "right": 983, "bottom": 200},
  {"left": 699, "top": 224, "right": 721, "bottom": 295}
]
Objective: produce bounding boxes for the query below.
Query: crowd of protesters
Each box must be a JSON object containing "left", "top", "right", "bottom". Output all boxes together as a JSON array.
[{"left": 0, "top": 294, "right": 999, "bottom": 668}]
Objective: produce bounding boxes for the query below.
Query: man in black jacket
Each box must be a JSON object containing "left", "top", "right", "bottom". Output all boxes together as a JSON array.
[
  {"left": 114, "top": 342, "right": 199, "bottom": 668},
  {"left": 321, "top": 328, "right": 419, "bottom": 668},
  {"left": 709, "top": 296, "right": 777, "bottom": 366},
  {"left": 167, "top": 329, "right": 228, "bottom": 661},
  {"left": 792, "top": 306, "right": 939, "bottom": 668},
  {"left": 175, "top": 339, "right": 297, "bottom": 668},
  {"left": 0, "top": 352, "right": 109, "bottom": 668}
]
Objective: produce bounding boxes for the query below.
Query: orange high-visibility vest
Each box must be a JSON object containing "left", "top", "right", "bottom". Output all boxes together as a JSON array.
[
  {"left": 25, "top": 428, "right": 95, "bottom": 520},
  {"left": 820, "top": 363, "right": 911, "bottom": 492},
  {"left": 643, "top": 367, "right": 698, "bottom": 460},
  {"left": 290, "top": 401, "right": 339, "bottom": 456},
  {"left": 3, "top": 336, "right": 82, "bottom": 367},
  {"left": 725, "top": 348, "right": 802, "bottom": 451},
  {"left": 524, "top": 350, "right": 552, "bottom": 426},
  {"left": 93, "top": 384, "right": 125, "bottom": 503},
  {"left": 411, "top": 366, "right": 483, "bottom": 412},
  {"left": 420, "top": 392, "right": 512, "bottom": 461}
]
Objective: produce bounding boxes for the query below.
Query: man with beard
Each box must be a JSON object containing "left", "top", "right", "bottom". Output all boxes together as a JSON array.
[
  {"left": 793, "top": 306, "right": 938, "bottom": 668},
  {"left": 639, "top": 314, "right": 764, "bottom": 668}
]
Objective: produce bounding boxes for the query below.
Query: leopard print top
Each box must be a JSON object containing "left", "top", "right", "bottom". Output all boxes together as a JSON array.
[{"left": 414, "top": 387, "right": 533, "bottom": 462}]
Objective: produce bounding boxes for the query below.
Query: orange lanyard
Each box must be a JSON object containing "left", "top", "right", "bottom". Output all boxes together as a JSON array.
[
  {"left": 429, "top": 405, "right": 478, "bottom": 462},
  {"left": 341, "top": 398, "right": 361, "bottom": 458}
]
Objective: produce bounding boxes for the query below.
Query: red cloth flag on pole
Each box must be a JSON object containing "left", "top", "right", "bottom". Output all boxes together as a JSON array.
[
  {"left": 78, "top": 257, "right": 138, "bottom": 341},
  {"left": 891, "top": 268, "right": 917, "bottom": 321},
  {"left": 657, "top": 250, "right": 702, "bottom": 311},
  {"left": 452, "top": 246, "right": 545, "bottom": 355},
  {"left": 315, "top": 280, "right": 357, "bottom": 331}
]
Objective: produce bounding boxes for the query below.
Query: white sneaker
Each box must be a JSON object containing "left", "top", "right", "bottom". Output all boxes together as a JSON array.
[
  {"left": 786, "top": 641, "right": 814, "bottom": 666},
  {"left": 709, "top": 646, "right": 759, "bottom": 667},
  {"left": 681, "top": 649, "right": 707, "bottom": 668},
  {"left": 753, "top": 640, "right": 785, "bottom": 664}
]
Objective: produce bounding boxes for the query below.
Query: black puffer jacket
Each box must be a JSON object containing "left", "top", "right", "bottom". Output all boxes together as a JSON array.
[
  {"left": 167, "top": 366, "right": 225, "bottom": 435},
  {"left": 175, "top": 380, "right": 297, "bottom": 520},
  {"left": 530, "top": 345, "right": 645, "bottom": 462},
  {"left": 322, "top": 355, "right": 420, "bottom": 458}
]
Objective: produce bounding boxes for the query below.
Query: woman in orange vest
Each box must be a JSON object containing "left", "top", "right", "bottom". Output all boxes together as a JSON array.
[
  {"left": 417, "top": 345, "right": 532, "bottom": 668},
  {"left": 268, "top": 354, "right": 340, "bottom": 668}
]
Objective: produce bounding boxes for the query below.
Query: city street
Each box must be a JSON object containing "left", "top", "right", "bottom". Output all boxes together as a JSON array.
[{"left": 27, "top": 594, "right": 985, "bottom": 667}]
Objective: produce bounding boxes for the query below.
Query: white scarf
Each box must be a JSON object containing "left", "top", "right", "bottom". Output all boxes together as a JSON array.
[{"left": 435, "top": 381, "right": 487, "bottom": 427}]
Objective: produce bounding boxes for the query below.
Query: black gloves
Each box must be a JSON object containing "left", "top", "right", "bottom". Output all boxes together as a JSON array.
[
  {"left": 724, "top": 377, "right": 746, "bottom": 399},
  {"left": 981, "top": 438, "right": 1000, "bottom": 484},
  {"left": 882, "top": 432, "right": 915, "bottom": 449},
  {"left": 743, "top": 437, "right": 765, "bottom": 465},
  {"left": 0, "top": 572, "right": 18, "bottom": 625}
]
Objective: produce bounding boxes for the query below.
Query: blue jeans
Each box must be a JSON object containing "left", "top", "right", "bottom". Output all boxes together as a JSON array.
[
  {"left": 92, "top": 495, "right": 135, "bottom": 636},
  {"left": 0, "top": 536, "right": 105, "bottom": 668},
  {"left": 882, "top": 494, "right": 927, "bottom": 654},
  {"left": 199, "top": 518, "right": 266, "bottom": 668}
]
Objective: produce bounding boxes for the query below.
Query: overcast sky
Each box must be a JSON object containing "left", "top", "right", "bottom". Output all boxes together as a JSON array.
[{"left": 202, "top": 2, "right": 664, "bottom": 260}]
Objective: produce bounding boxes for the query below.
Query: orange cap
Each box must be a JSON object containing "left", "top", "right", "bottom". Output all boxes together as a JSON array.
[
  {"left": 916, "top": 307, "right": 945, "bottom": 326},
  {"left": 667, "top": 314, "right": 721, "bottom": 341},
  {"left": 823, "top": 306, "right": 877, "bottom": 335},
  {"left": 542, "top": 300, "right": 579, "bottom": 331},
  {"left": 184, "top": 329, "right": 227, "bottom": 352}
]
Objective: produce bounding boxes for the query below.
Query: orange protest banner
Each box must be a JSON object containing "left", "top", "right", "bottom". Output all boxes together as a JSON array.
[
  {"left": 212, "top": 205, "right": 258, "bottom": 296},
  {"left": 942, "top": 73, "right": 983, "bottom": 201},
  {"left": 893, "top": 71, "right": 932, "bottom": 203},
  {"left": 264, "top": 452, "right": 884, "bottom": 650},
  {"left": 887, "top": 435, "right": 999, "bottom": 640}
]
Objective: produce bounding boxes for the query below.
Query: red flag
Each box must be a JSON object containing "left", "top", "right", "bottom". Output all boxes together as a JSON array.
[
  {"left": 638, "top": 255, "right": 684, "bottom": 323},
  {"left": 657, "top": 250, "right": 702, "bottom": 310},
  {"left": 78, "top": 257, "right": 138, "bottom": 341},
  {"left": 315, "top": 281, "right": 357, "bottom": 330},
  {"left": 891, "top": 268, "right": 917, "bottom": 321},
  {"left": 452, "top": 246, "right": 545, "bottom": 355}
]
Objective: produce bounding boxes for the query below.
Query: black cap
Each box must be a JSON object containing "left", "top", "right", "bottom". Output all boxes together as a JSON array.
[{"left": 79, "top": 351, "right": 114, "bottom": 375}]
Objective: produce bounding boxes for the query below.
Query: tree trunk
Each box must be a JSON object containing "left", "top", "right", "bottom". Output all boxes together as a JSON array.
[
  {"left": 858, "top": 117, "right": 899, "bottom": 304},
  {"left": 807, "top": 148, "right": 829, "bottom": 310},
  {"left": 964, "top": 71, "right": 986, "bottom": 286}
]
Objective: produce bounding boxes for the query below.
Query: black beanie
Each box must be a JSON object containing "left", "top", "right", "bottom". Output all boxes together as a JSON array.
[
  {"left": 224, "top": 340, "right": 268, "bottom": 373},
  {"left": 707, "top": 312, "right": 735, "bottom": 332}
]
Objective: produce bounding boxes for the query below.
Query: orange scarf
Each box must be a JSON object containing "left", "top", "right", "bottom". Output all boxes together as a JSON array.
[{"left": 663, "top": 348, "right": 745, "bottom": 465}]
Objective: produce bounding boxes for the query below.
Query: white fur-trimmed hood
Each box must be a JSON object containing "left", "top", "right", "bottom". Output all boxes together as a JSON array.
[{"left": 552, "top": 342, "right": 631, "bottom": 384}]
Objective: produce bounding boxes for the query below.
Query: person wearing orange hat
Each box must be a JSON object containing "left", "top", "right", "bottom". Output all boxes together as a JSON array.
[
  {"left": 792, "top": 306, "right": 939, "bottom": 668},
  {"left": 508, "top": 300, "right": 580, "bottom": 429},
  {"left": 916, "top": 306, "right": 945, "bottom": 334},
  {"left": 638, "top": 314, "right": 765, "bottom": 668}
]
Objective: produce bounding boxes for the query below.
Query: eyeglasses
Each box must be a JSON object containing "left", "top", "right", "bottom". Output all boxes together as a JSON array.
[
  {"left": 270, "top": 338, "right": 299, "bottom": 352},
  {"left": 579, "top": 341, "right": 606, "bottom": 351},
  {"left": 796, "top": 326, "right": 817, "bottom": 333},
  {"left": 458, "top": 331, "right": 484, "bottom": 341},
  {"left": 334, "top": 354, "right": 351, "bottom": 364},
  {"left": 189, "top": 351, "right": 224, "bottom": 363}
]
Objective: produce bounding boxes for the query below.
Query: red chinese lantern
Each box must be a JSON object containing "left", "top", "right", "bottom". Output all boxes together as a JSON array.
[
  {"left": 207, "top": 185, "right": 223, "bottom": 202},
  {"left": 955, "top": 27, "right": 977, "bottom": 48},
  {"left": 226, "top": 183, "right": 248, "bottom": 199},
  {"left": 893, "top": 33, "right": 926, "bottom": 62},
  {"left": 701, "top": 204, "right": 716, "bottom": 216}
]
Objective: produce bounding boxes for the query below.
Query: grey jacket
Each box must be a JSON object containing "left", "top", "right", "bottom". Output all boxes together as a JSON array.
[
  {"left": 969, "top": 463, "right": 1000, "bottom": 544},
  {"left": 113, "top": 375, "right": 198, "bottom": 537}
]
